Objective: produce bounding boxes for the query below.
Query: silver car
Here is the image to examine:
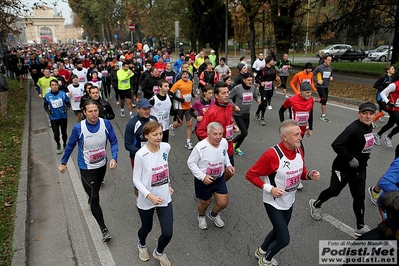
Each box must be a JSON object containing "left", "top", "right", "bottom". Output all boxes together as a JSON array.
[
  {"left": 368, "top": 47, "right": 393, "bottom": 62},
  {"left": 316, "top": 44, "right": 352, "bottom": 56}
]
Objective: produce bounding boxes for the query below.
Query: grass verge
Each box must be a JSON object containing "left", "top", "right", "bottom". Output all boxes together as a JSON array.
[{"left": 0, "top": 79, "right": 26, "bottom": 265}]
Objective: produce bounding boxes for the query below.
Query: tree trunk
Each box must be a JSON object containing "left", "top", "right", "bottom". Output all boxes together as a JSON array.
[
  {"left": 249, "top": 17, "right": 256, "bottom": 68},
  {"left": 391, "top": 8, "right": 399, "bottom": 65}
]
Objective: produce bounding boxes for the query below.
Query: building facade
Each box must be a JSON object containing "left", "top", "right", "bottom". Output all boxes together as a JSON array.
[{"left": 24, "top": 6, "right": 66, "bottom": 44}]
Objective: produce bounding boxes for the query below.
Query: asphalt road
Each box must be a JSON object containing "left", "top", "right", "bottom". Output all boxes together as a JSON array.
[{"left": 26, "top": 83, "right": 393, "bottom": 266}]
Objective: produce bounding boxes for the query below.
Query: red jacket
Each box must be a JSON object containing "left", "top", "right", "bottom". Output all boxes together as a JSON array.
[{"left": 196, "top": 101, "right": 235, "bottom": 156}]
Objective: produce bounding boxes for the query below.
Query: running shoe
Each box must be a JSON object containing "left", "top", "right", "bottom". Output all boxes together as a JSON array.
[
  {"left": 285, "top": 95, "right": 290, "bottom": 99},
  {"left": 101, "top": 228, "right": 112, "bottom": 243},
  {"left": 153, "top": 249, "right": 171, "bottom": 266},
  {"left": 267, "top": 105, "right": 273, "bottom": 110},
  {"left": 254, "top": 113, "right": 261, "bottom": 122},
  {"left": 254, "top": 247, "right": 278, "bottom": 264},
  {"left": 185, "top": 141, "right": 193, "bottom": 150},
  {"left": 374, "top": 133, "right": 381, "bottom": 146},
  {"left": 207, "top": 211, "right": 225, "bottom": 228},
  {"left": 297, "top": 182, "right": 304, "bottom": 190},
  {"left": 309, "top": 199, "right": 322, "bottom": 221},
  {"left": 320, "top": 115, "right": 329, "bottom": 122},
  {"left": 137, "top": 241, "right": 150, "bottom": 261},
  {"left": 260, "top": 118, "right": 266, "bottom": 126},
  {"left": 56, "top": 144, "right": 62, "bottom": 154},
  {"left": 368, "top": 186, "right": 380, "bottom": 206},
  {"left": 383, "top": 135, "right": 393, "bottom": 147},
  {"left": 235, "top": 148, "right": 244, "bottom": 156},
  {"left": 120, "top": 110, "right": 125, "bottom": 117},
  {"left": 197, "top": 215, "right": 208, "bottom": 230},
  {"left": 169, "top": 124, "right": 175, "bottom": 136},
  {"left": 258, "top": 256, "right": 279, "bottom": 266},
  {"left": 130, "top": 113, "right": 134, "bottom": 119},
  {"left": 355, "top": 225, "right": 371, "bottom": 237},
  {"left": 116, "top": 101, "right": 119, "bottom": 105}
]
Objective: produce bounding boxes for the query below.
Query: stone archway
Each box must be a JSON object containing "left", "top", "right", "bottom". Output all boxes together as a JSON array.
[{"left": 40, "top": 26, "right": 53, "bottom": 44}]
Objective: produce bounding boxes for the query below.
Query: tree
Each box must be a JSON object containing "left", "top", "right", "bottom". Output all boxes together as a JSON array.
[
  {"left": 315, "top": 0, "right": 399, "bottom": 64},
  {"left": 0, "top": 0, "right": 31, "bottom": 44}
]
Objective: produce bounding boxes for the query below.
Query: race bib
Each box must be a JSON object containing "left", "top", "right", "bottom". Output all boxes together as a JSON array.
[
  {"left": 285, "top": 171, "right": 301, "bottom": 192},
  {"left": 225, "top": 124, "right": 233, "bottom": 140},
  {"left": 153, "top": 86, "right": 160, "bottom": 94},
  {"left": 165, "top": 76, "right": 173, "bottom": 83},
  {"left": 157, "top": 111, "right": 169, "bottom": 122},
  {"left": 242, "top": 92, "right": 253, "bottom": 105},
  {"left": 183, "top": 94, "right": 192, "bottom": 102},
  {"left": 282, "top": 65, "right": 289, "bottom": 70},
  {"left": 50, "top": 98, "right": 63, "bottom": 109},
  {"left": 151, "top": 165, "right": 169, "bottom": 187},
  {"left": 32, "top": 69, "right": 37, "bottom": 74},
  {"left": 101, "top": 70, "right": 108, "bottom": 76},
  {"left": 302, "top": 79, "right": 311, "bottom": 83},
  {"left": 264, "top": 81, "right": 273, "bottom": 90},
  {"left": 73, "top": 95, "right": 82, "bottom": 102},
  {"left": 89, "top": 147, "right": 106, "bottom": 164},
  {"left": 322, "top": 71, "right": 331, "bottom": 79},
  {"left": 295, "top": 111, "right": 309, "bottom": 126},
  {"left": 362, "top": 133, "right": 374, "bottom": 153},
  {"left": 206, "top": 162, "right": 223, "bottom": 178},
  {"left": 122, "top": 79, "right": 129, "bottom": 84},
  {"left": 78, "top": 76, "right": 85, "bottom": 82}
]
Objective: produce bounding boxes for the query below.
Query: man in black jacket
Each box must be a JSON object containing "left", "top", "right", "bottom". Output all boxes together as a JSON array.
[{"left": 89, "top": 86, "right": 115, "bottom": 120}]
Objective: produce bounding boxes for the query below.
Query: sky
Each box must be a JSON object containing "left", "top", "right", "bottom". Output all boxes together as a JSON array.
[{"left": 24, "top": 0, "right": 73, "bottom": 24}]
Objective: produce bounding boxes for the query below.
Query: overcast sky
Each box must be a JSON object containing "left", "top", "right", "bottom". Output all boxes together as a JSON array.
[{"left": 24, "top": 0, "right": 73, "bottom": 24}]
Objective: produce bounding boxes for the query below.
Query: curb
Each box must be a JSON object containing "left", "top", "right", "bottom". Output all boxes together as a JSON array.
[{"left": 11, "top": 79, "right": 32, "bottom": 266}]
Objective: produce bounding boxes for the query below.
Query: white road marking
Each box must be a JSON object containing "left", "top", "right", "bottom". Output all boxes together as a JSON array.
[
  {"left": 322, "top": 213, "right": 357, "bottom": 239},
  {"left": 67, "top": 160, "right": 116, "bottom": 265}
]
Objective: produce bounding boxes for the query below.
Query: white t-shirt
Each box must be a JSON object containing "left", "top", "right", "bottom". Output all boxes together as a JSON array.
[
  {"left": 187, "top": 138, "right": 231, "bottom": 181},
  {"left": 68, "top": 83, "right": 85, "bottom": 111},
  {"left": 133, "top": 142, "right": 172, "bottom": 210}
]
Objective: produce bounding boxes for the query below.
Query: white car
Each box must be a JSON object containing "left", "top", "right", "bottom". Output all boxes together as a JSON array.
[
  {"left": 368, "top": 47, "right": 393, "bottom": 62},
  {"left": 365, "top": 45, "right": 390, "bottom": 56},
  {"left": 316, "top": 44, "right": 352, "bottom": 56}
]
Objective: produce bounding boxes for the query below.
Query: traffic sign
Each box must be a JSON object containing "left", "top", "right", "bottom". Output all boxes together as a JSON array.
[{"left": 128, "top": 24, "right": 135, "bottom": 31}]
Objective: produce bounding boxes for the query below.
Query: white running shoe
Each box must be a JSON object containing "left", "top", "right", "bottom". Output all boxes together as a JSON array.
[
  {"left": 197, "top": 215, "right": 208, "bottom": 230},
  {"left": 267, "top": 105, "right": 273, "bottom": 110},
  {"left": 207, "top": 211, "right": 225, "bottom": 228}
]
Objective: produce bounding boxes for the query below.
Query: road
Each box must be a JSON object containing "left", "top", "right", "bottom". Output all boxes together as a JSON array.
[{"left": 25, "top": 82, "right": 393, "bottom": 266}]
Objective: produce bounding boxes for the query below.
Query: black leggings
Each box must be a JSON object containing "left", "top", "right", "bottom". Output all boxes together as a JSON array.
[
  {"left": 138, "top": 202, "right": 173, "bottom": 253},
  {"left": 233, "top": 114, "right": 250, "bottom": 149},
  {"left": 314, "top": 167, "right": 366, "bottom": 228},
  {"left": 112, "top": 84, "right": 119, "bottom": 101},
  {"left": 50, "top": 118, "right": 68, "bottom": 145},
  {"left": 103, "top": 80, "right": 111, "bottom": 99},
  {"left": 80, "top": 165, "right": 107, "bottom": 230},
  {"left": 261, "top": 203, "right": 292, "bottom": 261},
  {"left": 280, "top": 76, "right": 288, "bottom": 89},
  {"left": 377, "top": 110, "right": 399, "bottom": 138},
  {"left": 256, "top": 89, "right": 273, "bottom": 118}
]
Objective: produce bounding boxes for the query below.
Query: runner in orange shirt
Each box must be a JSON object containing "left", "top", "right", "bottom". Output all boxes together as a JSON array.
[
  {"left": 289, "top": 62, "right": 317, "bottom": 95},
  {"left": 169, "top": 70, "right": 197, "bottom": 149}
]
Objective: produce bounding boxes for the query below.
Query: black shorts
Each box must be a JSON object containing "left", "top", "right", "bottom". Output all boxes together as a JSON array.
[
  {"left": 176, "top": 109, "right": 192, "bottom": 123},
  {"left": 118, "top": 89, "right": 132, "bottom": 99},
  {"left": 194, "top": 175, "right": 228, "bottom": 201}
]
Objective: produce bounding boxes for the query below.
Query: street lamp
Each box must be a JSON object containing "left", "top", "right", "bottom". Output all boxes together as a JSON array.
[{"left": 305, "top": 0, "right": 310, "bottom": 54}]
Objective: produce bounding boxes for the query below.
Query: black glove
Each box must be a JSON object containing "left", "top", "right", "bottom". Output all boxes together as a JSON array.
[{"left": 387, "top": 102, "right": 395, "bottom": 108}]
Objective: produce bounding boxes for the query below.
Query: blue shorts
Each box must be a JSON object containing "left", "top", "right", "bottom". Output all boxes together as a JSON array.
[{"left": 194, "top": 175, "right": 228, "bottom": 201}]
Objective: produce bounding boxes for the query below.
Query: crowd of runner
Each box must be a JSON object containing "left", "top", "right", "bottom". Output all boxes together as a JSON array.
[{"left": 1, "top": 41, "right": 398, "bottom": 266}]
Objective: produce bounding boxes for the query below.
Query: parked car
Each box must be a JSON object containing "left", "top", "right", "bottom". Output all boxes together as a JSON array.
[
  {"left": 368, "top": 47, "right": 393, "bottom": 62},
  {"left": 365, "top": 45, "right": 390, "bottom": 56},
  {"left": 332, "top": 48, "right": 366, "bottom": 62},
  {"left": 316, "top": 44, "right": 352, "bottom": 56}
]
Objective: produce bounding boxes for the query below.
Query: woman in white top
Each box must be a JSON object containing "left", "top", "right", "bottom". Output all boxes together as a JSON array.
[{"left": 133, "top": 121, "right": 174, "bottom": 266}]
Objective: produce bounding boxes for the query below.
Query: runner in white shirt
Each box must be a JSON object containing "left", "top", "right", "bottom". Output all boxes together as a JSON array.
[
  {"left": 72, "top": 60, "right": 88, "bottom": 86},
  {"left": 133, "top": 121, "right": 174, "bottom": 266},
  {"left": 67, "top": 74, "right": 85, "bottom": 122},
  {"left": 187, "top": 122, "right": 235, "bottom": 230}
]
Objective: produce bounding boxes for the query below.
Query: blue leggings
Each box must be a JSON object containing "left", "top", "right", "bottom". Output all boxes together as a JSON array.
[
  {"left": 261, "top": 203, "right": 292, "bottom": 261},
  {"left": 138, "top": 202, "right": 173, "bottom": 253}
]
